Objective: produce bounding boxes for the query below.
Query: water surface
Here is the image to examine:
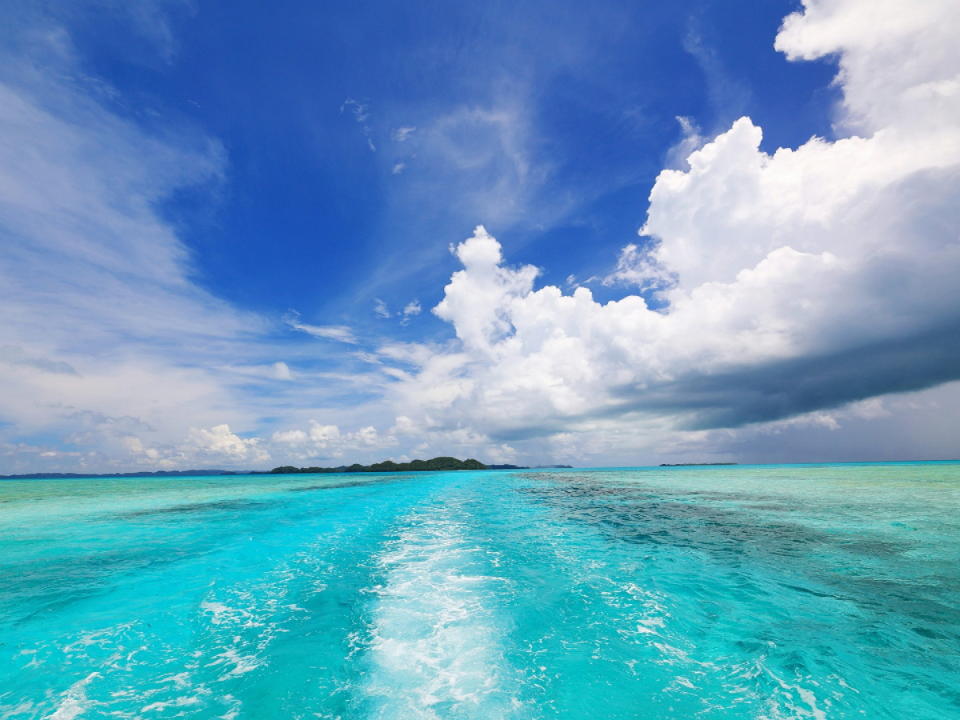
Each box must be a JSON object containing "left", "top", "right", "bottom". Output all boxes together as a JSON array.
[{"left": 1, "top": 463, "right": 958, "bottom": 719}]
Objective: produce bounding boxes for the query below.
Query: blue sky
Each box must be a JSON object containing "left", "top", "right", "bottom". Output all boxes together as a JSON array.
[
  {"left": 73, "top": 0, "right": 836, "bottom": 321},
  {"left": 2, "top": 0, "right": 959, "bottom": 472}
]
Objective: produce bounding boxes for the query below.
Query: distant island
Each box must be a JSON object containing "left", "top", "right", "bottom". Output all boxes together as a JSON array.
[
  {"left": 270, "top": 456, "right": 487, "bottom": 474},
  {"left": 0, "top": 458, "right": 574, "bottom": 480}
]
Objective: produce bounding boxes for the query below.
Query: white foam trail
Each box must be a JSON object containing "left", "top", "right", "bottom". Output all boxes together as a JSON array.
[
  {"left": 360, "top": 506, "right": 522, "bottom": 720},
  {"left": 44, "top": 672, "right": 99, "bottom": 720},
  {"left": 763, "top": 666, "right": 829, "bottom": 720}
]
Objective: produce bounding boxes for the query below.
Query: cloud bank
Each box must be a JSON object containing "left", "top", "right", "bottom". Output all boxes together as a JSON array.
[{"left": 386, "top": 0, "right": 960, "bottom": 452}]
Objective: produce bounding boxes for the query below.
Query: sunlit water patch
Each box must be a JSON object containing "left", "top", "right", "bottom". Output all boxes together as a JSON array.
[{"left": 1, "top": 464, "right": 958, "bottom": 719}]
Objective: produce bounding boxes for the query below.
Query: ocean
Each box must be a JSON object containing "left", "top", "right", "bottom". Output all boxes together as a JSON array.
[{"left": 1, "top": 463, "right": 958, "bottom": 719}]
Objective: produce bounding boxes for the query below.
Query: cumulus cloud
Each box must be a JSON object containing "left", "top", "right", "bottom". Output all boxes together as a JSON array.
[
  {"left": 188, "top": 424, "right": 269, "bottom": 463},
  {"left": 272, "top": 361, "right": 294, "bottom": 380},
  {"left": 392, "top": 0, "right": 960, "bottom": 450},
  {"left": 267, "top": 420, "right": 396, "bottom": 462},
  {"left": 600, "top": 242, "right": 675, "bottom": 295},
  {"left": 51, "top": 420, "right": 273, "bottom": 472},
  {"left": 433, "top": 227, "right": 539, "bottom": 355},
  {"left": 271, "top": 428, "right": 308, "bottom": 444}
]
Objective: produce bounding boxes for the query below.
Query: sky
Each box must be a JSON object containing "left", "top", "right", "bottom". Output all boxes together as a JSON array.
[{"left": 1, "top": 0, "right": 958, "bottom": 473}]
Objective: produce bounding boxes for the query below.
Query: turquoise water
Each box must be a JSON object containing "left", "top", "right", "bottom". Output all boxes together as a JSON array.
[{"left": 1, "top": 464, "right": 959, "bottom": 719}]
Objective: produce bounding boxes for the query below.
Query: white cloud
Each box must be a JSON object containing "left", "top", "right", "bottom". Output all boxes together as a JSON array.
[
  {"left": 0, "top": 70, "right": 264, "bottom": 466},
  {"left": 390, "top": 0, "right": 960, "bottom": 454},
  {"left": 432, "top": 226, "right": 539, "bottom": 355},
  {"left": 341, "top": 98, "right": 370, "bottom": 123},
  {"left": 423, "top": 105, "right": 545, "bottom": 226},
  {"left": 188, "top": 424, "right": 269, "bottom": 463},
  {"left": 600, "top": 242, "right": 675, "bottom": 294},
  {"left": 774, "top": 0, "right": 959, "bottom": 136},
  {"left": 272, "top": 361, "right": 293, "bottom": 380},
  {"left": 272, "top": 428, "right": 308, "bottom": 444},
  {"left": 284, "top": 311, "right": 358, "bottom": 344},
  {"left": 4, "top": 0, "right": 959, "bottom": 472},
  {"left": 265, "top": 420, "right": 397, "bottom": 462},
  {"left": 0, "top": 23, "right": 307, "bottom": 473},
  {"left": 391, "top": 126, "right": 416, "bottom": 142},
  {"left": 370, "top": 99, "right": 560, "bottom": 245},
  {"left": 373, "top": 298, "right": 391, "bottom": 318},
  {"left": 400, "top": 299, "right": 421, "bottom": 325},
  {"left": 0, "top": 74, "right": 244, "bottom": 348},
  {"left": 340, "top": 91, "right": 578, "bottom": 306},
  {"left": 307, "top": 422, "right": 341, "bottom": 446},
  {"left": 390, "top": 415, "right": 417, "bottom": 435},
  {"left": 353, "top": 425, "right": 380, "bottom": 446},
  {"left": 341, "top": 98, "right": 376, "bottom": 151},
  {"left": 215, "top": 361, "right": 294, "bottom": 382},
  {"left": 664, "top": 115, "right": 705, "bottom": 170}
]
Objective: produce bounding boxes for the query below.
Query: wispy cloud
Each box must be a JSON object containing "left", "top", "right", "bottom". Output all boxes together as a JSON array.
[
  {"left": 683, "top": 21, "right": 752, "bottom": 129},
  {"left": 284, "top": 311, "right": 357, "bottom": 344},
  {"left": 391, "top": 126, "right": 416, "bottom": 142},
  {"left": 0, "top": 22, "right": 284, "bottom": 471},
  {"left": 400, "top": 299, "right": 421, "bottom": 325},
  {"left": 373, "top": 299, "right": 391, "bottom": 318},
  {"left": 341, "top": 98, "right": 376, "bottom": 151}
]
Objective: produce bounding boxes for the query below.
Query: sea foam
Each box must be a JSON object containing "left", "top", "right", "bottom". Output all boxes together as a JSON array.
[{"left": 358, "top": 503, "right": 522, "bottom": 720}]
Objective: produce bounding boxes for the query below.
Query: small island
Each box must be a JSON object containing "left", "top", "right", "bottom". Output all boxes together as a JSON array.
[{"left": 270, "top": 456, "right": 487, "bottom": 474}]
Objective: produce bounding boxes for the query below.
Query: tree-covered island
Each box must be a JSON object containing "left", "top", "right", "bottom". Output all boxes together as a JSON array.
[{"left": 270, "top": 456, "right": 487, "bottom": 474}]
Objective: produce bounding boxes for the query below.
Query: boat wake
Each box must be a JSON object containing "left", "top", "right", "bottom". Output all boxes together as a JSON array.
[{"left": 357, "top": 501, "right": 525, "bottom": 720}]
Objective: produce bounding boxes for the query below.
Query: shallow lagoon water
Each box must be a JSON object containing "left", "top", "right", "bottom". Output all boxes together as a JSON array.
[{"left": 1, "top": 463, "right": 958, "bottom": 719}]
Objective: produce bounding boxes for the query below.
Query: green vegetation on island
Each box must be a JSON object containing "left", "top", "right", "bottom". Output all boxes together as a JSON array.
[{"left": 270, "top": 456, "right": 487, "bottom": 474}]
